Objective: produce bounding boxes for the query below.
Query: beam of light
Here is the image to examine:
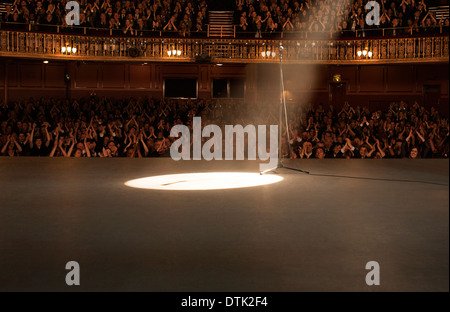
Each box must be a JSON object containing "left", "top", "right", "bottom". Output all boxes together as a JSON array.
[{"left": 124, "top": 172, "right": 283, "bottom": 190}]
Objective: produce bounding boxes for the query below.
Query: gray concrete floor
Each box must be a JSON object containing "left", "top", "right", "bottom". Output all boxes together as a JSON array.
[{"left": 0, "top": 158, "right": 448, "bottom": 292}]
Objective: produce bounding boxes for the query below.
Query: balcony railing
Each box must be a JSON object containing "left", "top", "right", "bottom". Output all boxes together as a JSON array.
[{"left": 0, "top": 29, "right": 448, "bottom": 64}]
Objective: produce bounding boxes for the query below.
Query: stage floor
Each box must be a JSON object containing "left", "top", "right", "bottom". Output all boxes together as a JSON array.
[{"left": 0, "top": 158, "right": 448, "bottom": 292}]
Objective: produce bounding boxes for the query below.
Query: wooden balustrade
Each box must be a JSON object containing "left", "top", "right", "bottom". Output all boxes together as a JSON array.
[{"left": 0, "top": 30, "right": 448, "bottom": 64}]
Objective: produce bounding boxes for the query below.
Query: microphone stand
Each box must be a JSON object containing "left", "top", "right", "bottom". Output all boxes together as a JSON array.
[{"left": 260, "top": 44, "right": 310, "bottom": 175}]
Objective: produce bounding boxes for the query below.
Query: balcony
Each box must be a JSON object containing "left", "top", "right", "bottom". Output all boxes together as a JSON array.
[{"left": 0, "top": 27, "right": 448, "bottom": 65}]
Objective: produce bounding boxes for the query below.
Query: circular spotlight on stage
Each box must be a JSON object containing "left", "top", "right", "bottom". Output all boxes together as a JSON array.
[{"left": 125, "top": 172, "right": 283, "bottom": 191}]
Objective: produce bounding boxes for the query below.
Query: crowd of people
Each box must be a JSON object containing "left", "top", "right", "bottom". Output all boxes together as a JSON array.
[
  {"left": 1, "top": 0, "right": 209, "bottom": 36},
  {"left": 0, "top": 96, "right": 448, "bottom": 159},
  {"left": 235, "top": 0, "right": 449, "bottom": 38},
  {"left": 0, "top": 0, "right": 448, "bottom": 37},
  {"left": 278, "top": 100, "right": 449, "bottom": 159}
]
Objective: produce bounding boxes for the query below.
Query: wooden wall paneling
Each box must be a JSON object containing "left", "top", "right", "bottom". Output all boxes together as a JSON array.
[
  {"left": 199, "top": 65, "right": 209, "bottom": 91},
  {"left": 245, "top": 64, "right": 257, "bottom": 92},
  {"left": 256, "top": 64, "right": 279, "bottom": 93},
  {"left": 129, "top": 64, "right": 151, "bottom": 89},
  {"left": 75, "top": 63, "right": 99, "bottom": 88},
  {"left": 211, "top": 64, "right": 246, "bottom": 78},
  {"left": 330, "top": 65, "right": 358, "bottom": 93},
  {"left": 44, "top": 63, "right": 66, "bottom": 88},
  {"left": 20, "top": 63, "right": 42, "bottom": 87},
  {"left": 358, "top": 65, "right": 384, "bottom": 92},
  {"left": 154, "top": 64, "right": 161, "bottom": 90},
  {"left": 386, "top": 65, "right": 414, "bottom": 93},
  {"left": 162, "top": 64, "right": 199, "bottom": 76},
  {"left": 102, "top": 64, "right": 126, "bottom": 89},
  {"left": 0, "top": 63, "right": 4, "bottom": 86},
  {"left": 435, "top": 64, "right": 449, "bottom": 96},
  {"left": 284, "top": 65, "right": 315, "bottom": 91},
  {"left": 311, "top": 65, "right": 329, "bottom": 91},
  {"left": 415, "top": 64, "right": 448, "bottom": 95},
  {"left": 242, "top": 64, "right": 255, "bottom": 104}
]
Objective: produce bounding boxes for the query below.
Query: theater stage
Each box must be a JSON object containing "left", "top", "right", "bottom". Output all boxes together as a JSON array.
[{"left": 0, "top": 158, "right": 448, "bottom": 292}]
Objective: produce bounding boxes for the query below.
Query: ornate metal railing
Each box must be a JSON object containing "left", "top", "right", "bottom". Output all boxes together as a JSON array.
[{"left": 0, "top": 30, "right": 448, "bottom": 64}]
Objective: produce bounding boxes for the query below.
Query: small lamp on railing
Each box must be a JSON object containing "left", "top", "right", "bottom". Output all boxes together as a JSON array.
[
  {"left": 357, "top": 47, "right": 373, "bottom": 59},
  {"left": 167, "top": 47, "right": 182, "bottom": 57},
  {"left": 61, "top": 44, "right": 77, "bottom": 55},
  {"left": 261, "top": 49, "right": 276, "bottom": 59}
]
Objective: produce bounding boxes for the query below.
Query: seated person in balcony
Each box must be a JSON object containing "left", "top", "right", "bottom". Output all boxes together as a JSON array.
[
  {"left": 163, "top": 15, "right": 178, "bottom": 34},
  {"left": 248, "top": 11, "right": 258, "bottom": 33},
  {"left": 134, "top": 8, "right": 141, "bottom": 21},
  {"left": 119, "top": 8, "right": 127, "bottom": 25},
  {"left": 25, "top": 12, "right": 38, "bottom": 30},
  {"left": 234, "top": 3, "right": 244, "bottom": 25},
  {"left": 181, "top": 14, "right": 192, "bottom": 31},
  {"left": 109, "top": 13, "right": 121, "bottom": 30},
  {"left": 79, "top": 13, "right": 91, "bottom": 28},
  {"left": 7, "top": 12, "right": 27, "bottom": 29},
  {"left": 152, "top": 16, "right": 162, "bottom": 32},
  {"left": 254, "top": 21, "right": 262, "bottom": 38},
  {"left": 95, "top": 13, "right": 109, "bottom": 28},
  {"left": 38, "top": 13, "right": 57, "bottom": 32},
  {"left": 196, "top": 10, "right": 205, "bottom": 25},
  {"left": 109, "top": 16, "right": 120, "bottom": 33},
  {"left": 194, "top": 20, "right": 203, "bottom": 33},
  {"left": 416, "top": 1, "right": 428, "bottom": 21},
  {"left": 178, "top": 21, "right": 189, "bottom": 37},
  {"left": 194, "top": 17, "right": 204, "bottom": 33},
  {"left": 337, "top": 20, "right": 352, "bottom": 37},
  {"left": 135, "top": 18, "right": 147, "bottom": 36},
  {"left": 46, "top": 2, "right": 56, "bottom": 16},
  {"left": 442, "top": 18, "right": 450, "bottom": 33},
  {"left": 101, "top": 0, "right": 112, "bottom": 12},
  {"left": 143, "top": 8, "right": 152, "bottom": 25},
  {"left": 308, "top": 18, "right": 324, "bottom": 33},
  {"left": 406, "top": 18, "right": 420, "bottom": 35},
  {"left": 379, "top": 11, "right": 392, "bottom": 29},
  {"left": 85, "top": 9, "right": 96, "bottom": 28},
  {"left": 386, "top": 18, "right": 402, "bottom": 36},
  {"left": 282, "top": 16, "right": 294, "bottom": 32},
  {"left": 265, "top": 16, "right": 278, "bottom": 35},
  {"left": 355, "top": 18, "right": 367, "bottom": 38},
  {"left": 237, "top": 15, "right": 248, "bottom": 35},
  {"left": 421, "top": 11, "right": 438, "bottom": 34},
  {"left": 14, "top": 1, "right": 29, "bottom": 18},
  {"left": 123, "top": 19, "right": 135, "bottom": 35}
]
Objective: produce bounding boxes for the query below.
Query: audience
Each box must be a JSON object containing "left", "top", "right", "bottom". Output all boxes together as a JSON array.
[
  {"left": 0, "top": 0, "right": 447, "bottom": 37},
  {"left": 0, "top": 0, "right": 208, "bottom": 35},
  {"left": 234, "top": 0, "right": 448, "bottom": 38},
  {"left": 0, "top": 96, "right": 448, "bottom": 159},
  {"left": 278, "top": 100, "right": 449, "bottom": 159}
]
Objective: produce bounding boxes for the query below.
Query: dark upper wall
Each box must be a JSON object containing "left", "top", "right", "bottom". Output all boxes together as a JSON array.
[{"left": 208, "top": 0, "right": 235, "bottom": 11}]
